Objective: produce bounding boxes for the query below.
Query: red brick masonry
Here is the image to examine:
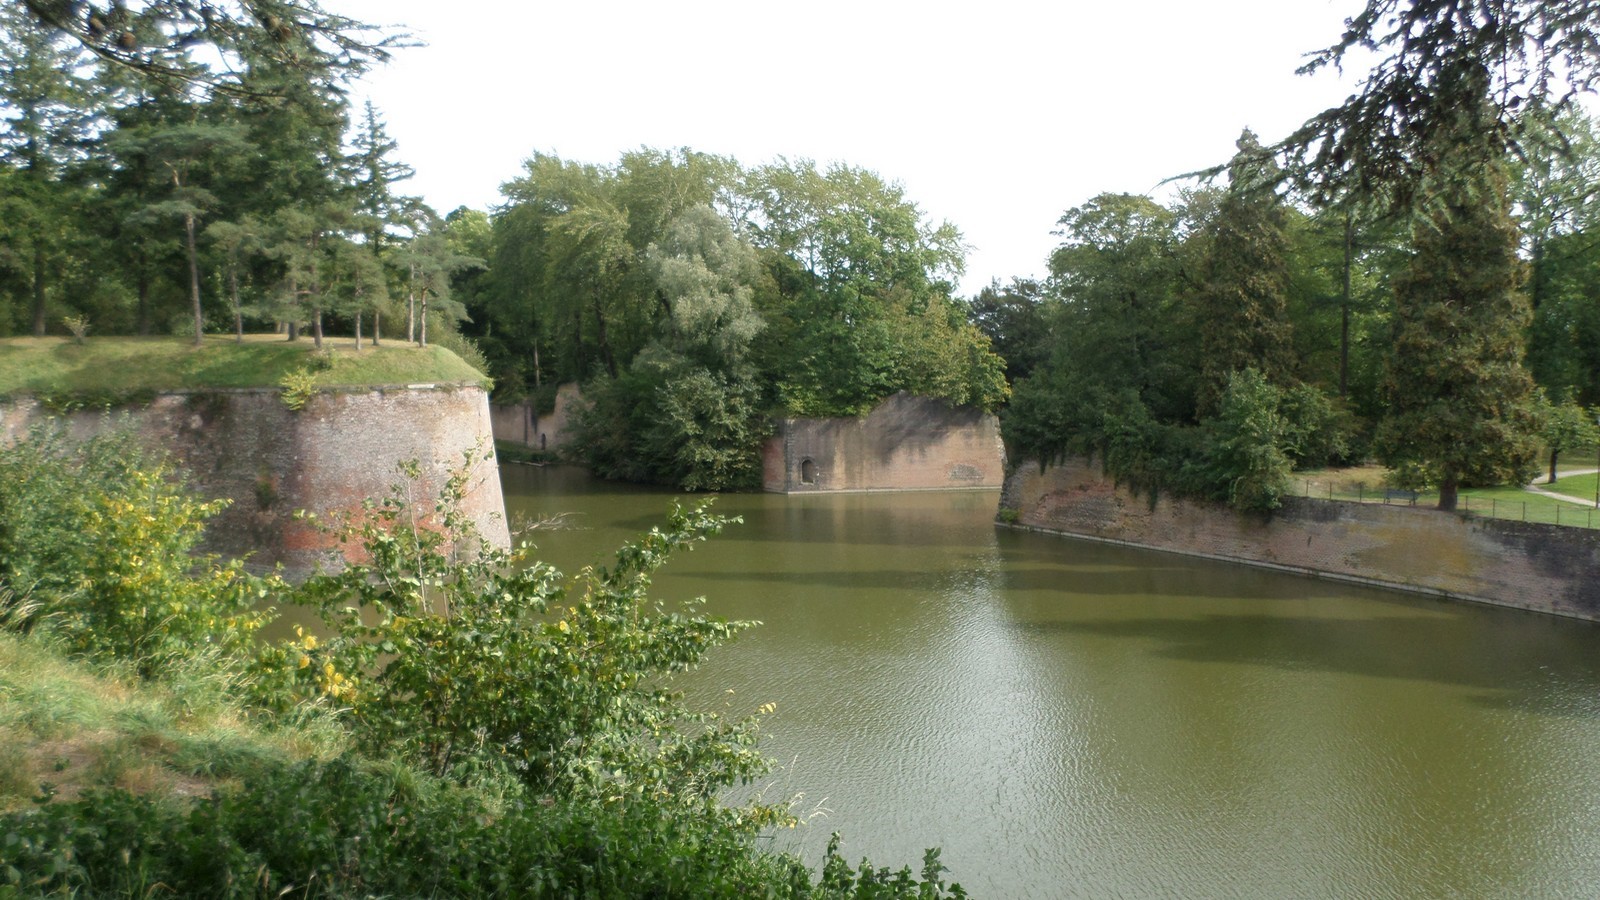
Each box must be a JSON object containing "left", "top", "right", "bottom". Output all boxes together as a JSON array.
[{"left": 1, "top": 386, "right": 509, "bottom": 578}]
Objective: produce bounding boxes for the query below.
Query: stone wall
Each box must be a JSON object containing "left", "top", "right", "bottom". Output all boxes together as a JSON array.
[
  {"left": 763, "top": 393, "right": 1005, "bottom": 493},
  {"left": 1003, "top": 457, "right": 1600, "bottom": 621},
  {"left": 0, "top": 385, "right": 509, "bottom": 577},
  {"left": 490, "top": 383, "right": 581, "bottom": 452}
]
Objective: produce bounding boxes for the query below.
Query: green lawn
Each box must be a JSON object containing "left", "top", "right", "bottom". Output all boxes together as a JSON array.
[
  {"left": 1294, "top": 465, "right": 1600, "bottom": 529},
  {"left": 1541, "top": 471, "right": 1599, "bottom": 505},
  {"left": 0, "top": 335, "right": 487, "bottom": 402}
]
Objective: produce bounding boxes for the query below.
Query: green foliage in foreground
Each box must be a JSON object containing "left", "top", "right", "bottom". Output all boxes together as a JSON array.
[
  {"left": 0, "top": 427, "right": 967, "bottom": 898},
  {"left": 1, "top": 757, "right": 962, "bottom": 899},
  {"left": 0, "top": 335, "right": 488, "bottom": 408},
  {"left": 266, "top": 460, "right": 782, "bottom": 824},
  {"left": 0, "top": 427, "right": 278, "bottom": 679}
]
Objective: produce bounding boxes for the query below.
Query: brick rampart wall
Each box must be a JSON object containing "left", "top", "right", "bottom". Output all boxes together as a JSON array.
[
  {"left": 0, "top": 386, "right": 509, "bottom": 577},
  {"left": 490, "top": 383, "right": 581, "bottom": 452},
  {"left": 763, "top": 393, "right": 1004, "bottom": 493},
  {"left": 1002, "top": 457, "right": 1600, "bottom": 621}
]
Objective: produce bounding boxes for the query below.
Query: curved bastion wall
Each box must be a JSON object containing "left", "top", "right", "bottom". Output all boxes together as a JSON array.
[
  {"left": 1002, "top": 457, "right": 1600, "bottom": 621},
  {"left": 0, "top": 385, "right": 509, "bottom": 578}
]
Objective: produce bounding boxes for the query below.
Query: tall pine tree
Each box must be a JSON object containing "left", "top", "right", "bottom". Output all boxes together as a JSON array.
[
  {"left": 1376, "top": 57, "right": 1539, "bottom": 511},
  {"left": 1191, "top": 130, "right": 1297, "bottom": 416}
]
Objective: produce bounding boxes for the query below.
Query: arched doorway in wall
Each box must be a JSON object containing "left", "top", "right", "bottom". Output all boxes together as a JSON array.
[{"left": 799, "top": 457, "right": 817, "bottom": 485}]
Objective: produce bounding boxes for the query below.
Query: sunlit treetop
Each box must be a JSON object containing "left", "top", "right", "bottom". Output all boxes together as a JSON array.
[
  {"left": 19, "top": 0, "right": 410, "bottom": 96},
  {"left": 1276, "top": 0, "right": 1600, "bottom": 208}
]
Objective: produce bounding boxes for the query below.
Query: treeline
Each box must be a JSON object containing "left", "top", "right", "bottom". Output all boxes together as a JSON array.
[
  {"left": 1, "top": 1, "right": 1008, "bottom": 491},
  {"left": 986, "top": 110, "right": 1600, "bottom": 511},
  {"left": 459, "top": 150, "right": 1008, "bottom": 490},
  {"left": 0, "top": 5, "right": 475, "bottom": 356}
]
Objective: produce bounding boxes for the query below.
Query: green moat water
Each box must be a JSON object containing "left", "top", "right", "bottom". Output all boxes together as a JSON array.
[{"left": 502, "top": 464, "right": 1600, "bottom": 898}]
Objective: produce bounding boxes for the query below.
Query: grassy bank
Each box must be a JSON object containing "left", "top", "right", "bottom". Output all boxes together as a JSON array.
[
  {"left": 0, "top": 632, "right": 342, "bottom": 816},
  {"left": 0, "top": 335, "right": 488, "bottom": 404}
]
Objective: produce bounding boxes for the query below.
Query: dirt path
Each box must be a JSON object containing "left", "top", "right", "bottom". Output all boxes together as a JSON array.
[{"left": 1526, "top": 468, "right": 1599, "bottom": 506}]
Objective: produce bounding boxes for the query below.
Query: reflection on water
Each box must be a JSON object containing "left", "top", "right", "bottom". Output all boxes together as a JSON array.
[{"left": 502, "top": 465, "right": 1600, "bottom": 898}]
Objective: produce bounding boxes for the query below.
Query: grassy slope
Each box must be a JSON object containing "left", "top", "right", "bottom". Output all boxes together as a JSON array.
[
  {"left": 0, "top": 631, "right": 341, "bottom": 815},
  {"left": 0, "top": 335, "right": 487, "bottom": 400}
]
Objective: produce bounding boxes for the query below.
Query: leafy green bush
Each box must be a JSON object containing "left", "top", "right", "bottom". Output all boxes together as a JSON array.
[
  {"left": 268, "top": 458, "right": 782, "bottom": 827},
  {"left": 570, "top": 355, "right": 768, "bottom": 492},
  {"left": 0, "top": 758, "right": 966, "bottom": 898},
  {"left": 278, "top": 367, "right": 317, "bottom": 411},
  {"left": 0, "top": 425, "right": 278, "bottom": 679},
  {"left": 1202, "top": 368, "right": 1295, "bottom": 511}
]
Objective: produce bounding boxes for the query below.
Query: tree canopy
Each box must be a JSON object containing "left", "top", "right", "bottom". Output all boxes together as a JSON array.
[{"left": 1280, "top": 0, "right": 1600, "bottom": 206}]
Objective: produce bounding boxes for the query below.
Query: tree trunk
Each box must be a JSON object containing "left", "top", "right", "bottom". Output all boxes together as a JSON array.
[
  {"left": 137, "top": 267, "right": 152, "bottom": 336},
  {"left": 594, "top": 291, "right": 616, "bottom": 379},
  {"left": 1549, "top": 450, "right": 1560, "bottom": 484},
  {"left": 407, "top": 262, "right": 417, "bottom": 344},
  {"left": 571, "top": 307, "right": 583, "bottom": 377},
  {"left": 1530, "top": 238, "right": 1545, "bottom": 311},
  {"left": 30, "top": 246, "right": 46, "bottom": 337},
  {"left": 288, "top": 320, "right": 298, "bottom": 341},
  {"left": 1340, "top": 211, "right": 1353, "bottom": 397},
  {"left": 419, "top": 291, "right": 428, "bottom": 347},
  {"left": 186, "top": 211, "right": 203, "bottom": 345},
  {"left": 1438, "top": 475, "right": 1459, "bottom": 512},
  {"left": 230, "top": 268, "right": 243, "bottom": 343},
  {"left": 355, "top": 312, "right": 364, "bottom": 351},
  {"left": 374, "top": 309, "right": 382, "bottom": 346},
  {"left": 313, "top": 309, "right": 323, "bottom": 349}
]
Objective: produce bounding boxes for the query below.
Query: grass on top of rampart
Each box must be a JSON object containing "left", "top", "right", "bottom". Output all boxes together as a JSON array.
[{"left": 0, "top": 334, "right": 488, "bottom": 404}]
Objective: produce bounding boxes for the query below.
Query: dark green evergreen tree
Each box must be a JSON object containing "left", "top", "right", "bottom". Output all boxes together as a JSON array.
[
  {"left": 344, "top": 100, "right": 415, "bottom": 253},
  {"left": 0, "top": 5, "right": 96, "bottom": 335},
  {"left": 1376, "top": 59, "right": 1540, "bottom": 511},
  {"left": 1191, "top": 130, "right": 1297, "bottom": 415}
]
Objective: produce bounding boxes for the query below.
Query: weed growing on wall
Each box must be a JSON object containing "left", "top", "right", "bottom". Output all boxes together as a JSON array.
[{"left": 277, "top": 367, "right": 317, "bottom": 411}]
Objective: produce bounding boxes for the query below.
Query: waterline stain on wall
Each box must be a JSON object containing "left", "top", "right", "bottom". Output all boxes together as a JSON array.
[{"left": 1002, "top": 457, "right": 1600, "bottom": 621}]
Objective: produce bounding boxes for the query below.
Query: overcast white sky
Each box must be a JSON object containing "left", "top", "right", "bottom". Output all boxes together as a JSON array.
[{"left": 341, "top": 0, "right": 1370, "bottom": 294}]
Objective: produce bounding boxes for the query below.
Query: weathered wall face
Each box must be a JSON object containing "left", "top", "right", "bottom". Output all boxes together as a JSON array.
[
  {"left": 490, "top": 383, "right": 581, "bottom": 452},
  {"left": 763, "top": 393, "right": 1005, "bottom": 493},
  {"left": 1003, "top": 458, "right": 1600, "bottom": 621},
  {"left": 1, "top": 386, "right": 509, "bottom": 577}
]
